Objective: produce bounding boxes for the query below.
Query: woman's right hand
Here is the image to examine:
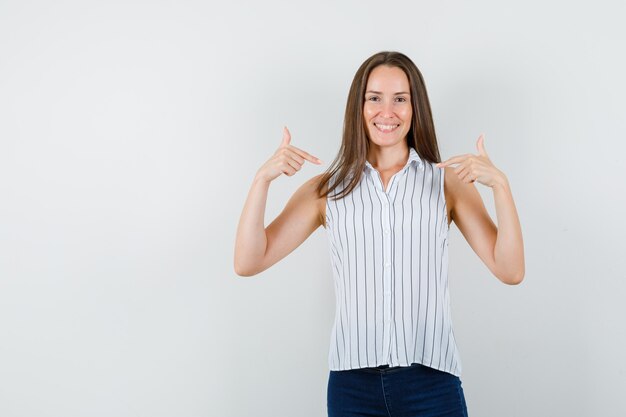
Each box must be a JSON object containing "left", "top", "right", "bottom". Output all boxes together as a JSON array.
[{"left": 255, "top": 126, "right": 323, "bottom": 183}]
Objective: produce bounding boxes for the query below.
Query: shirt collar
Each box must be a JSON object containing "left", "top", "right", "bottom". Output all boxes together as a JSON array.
[{"left": 364, "top": 146, "right": 423, "bottom": 173}]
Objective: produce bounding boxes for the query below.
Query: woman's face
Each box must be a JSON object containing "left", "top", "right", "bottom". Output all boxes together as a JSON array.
[{"left": 363, "top": 65, "right": 412, "bottom": 149}]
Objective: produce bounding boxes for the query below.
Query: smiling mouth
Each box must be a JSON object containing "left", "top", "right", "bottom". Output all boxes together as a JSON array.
[{"left": 374, "top": 123, "right": 400, "bottom": 133}]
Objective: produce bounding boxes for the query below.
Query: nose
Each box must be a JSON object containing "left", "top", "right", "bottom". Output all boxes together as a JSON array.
[{"left": 380, "top": 98, "right": 395, "bottom": 117}]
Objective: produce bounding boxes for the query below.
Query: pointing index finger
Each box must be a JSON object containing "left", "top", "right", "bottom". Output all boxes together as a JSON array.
[
  {"left": 436, "top": 155, "right": 465, "bottom": 167},
  {"left": 289, "top": 144, "right": 322, "bottom": 164}
]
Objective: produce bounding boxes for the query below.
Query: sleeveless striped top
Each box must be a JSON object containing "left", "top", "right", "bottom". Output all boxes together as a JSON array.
[{"left": 323, "top": 146, "right": 462, "bottom": 377}]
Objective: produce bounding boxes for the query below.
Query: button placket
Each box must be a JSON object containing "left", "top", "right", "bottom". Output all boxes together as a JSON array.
[
  {"left": 383, "top": 173, "right": 402, "bottom": 364},
  {"left": 380, "top": 187, "right": 393, "bottom": 362},
  {"left": 371, "top": 166, "right": 403, "bottom": 364}
]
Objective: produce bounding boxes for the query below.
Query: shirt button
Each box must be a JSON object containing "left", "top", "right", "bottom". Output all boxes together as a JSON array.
[
  {"left": 384, "top": 229, "right": 390, "bottom": 234},
  {"left": 385, "top": 262, "right": 391, "bottom": 267}
]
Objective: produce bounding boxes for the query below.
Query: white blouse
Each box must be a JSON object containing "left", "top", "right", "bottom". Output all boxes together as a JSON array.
[{"left": 324, "top": 146, "right": 462, "bottom": 377}]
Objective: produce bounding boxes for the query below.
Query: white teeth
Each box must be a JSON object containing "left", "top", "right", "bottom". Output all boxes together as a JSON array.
[{"left": 375, "top": 123, "right": 399, "bottom": 131}]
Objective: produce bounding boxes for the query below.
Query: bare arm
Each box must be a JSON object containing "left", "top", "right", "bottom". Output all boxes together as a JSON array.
[
  {"left": 233, "top": 127, "right": 324, "bottom": 277},
  {"left": 490, "top": 177, "right": 524, "bottom": 283},
  {"left": 439, "top": 134, "right": 525, "bottom": 285},
  {"left": 233, "top": 175, "right": 272, "bottom": 276}
]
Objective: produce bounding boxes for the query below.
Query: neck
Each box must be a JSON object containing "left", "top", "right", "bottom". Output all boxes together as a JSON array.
[{"left": 367, "top": 143, "right": 410, "bottom": 171}]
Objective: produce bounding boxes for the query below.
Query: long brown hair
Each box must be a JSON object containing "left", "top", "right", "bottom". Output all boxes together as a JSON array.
[{"left": 316, "top": 51, "right": 441, "bottom": 201}]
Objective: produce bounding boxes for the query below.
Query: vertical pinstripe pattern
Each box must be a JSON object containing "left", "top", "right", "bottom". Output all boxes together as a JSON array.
[{"left": 324, "top": 147, "right": 462, "bottom": 377}]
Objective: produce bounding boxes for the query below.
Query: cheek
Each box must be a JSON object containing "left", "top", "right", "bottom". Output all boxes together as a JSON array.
[
  {"left": 401, "top": 107, "right": 412, "bottom": 123},
  {"left": 363, "top": 105, "right": 375, "bottom": 119}
]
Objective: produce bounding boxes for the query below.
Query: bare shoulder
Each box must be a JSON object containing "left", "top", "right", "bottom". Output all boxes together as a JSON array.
[
  {"left": 442, "top": 164, "right": 496, "bottom": 236},
  {"left": 307, "top": 173, "right": 328, "bottom": 229},
  {"left": 442, "top": 166, "right": 459, "bottom": 225},
  {"left": 443, "top": 165, "right": 477, "bottom": 225},
  {"left": 288, "top": 173, "right": 327, "bottom": 229}
]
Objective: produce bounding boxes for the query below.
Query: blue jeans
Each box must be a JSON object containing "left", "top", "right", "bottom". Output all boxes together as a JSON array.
[{"left": 327, "top": 363, "right": 468, "bottom": 417}]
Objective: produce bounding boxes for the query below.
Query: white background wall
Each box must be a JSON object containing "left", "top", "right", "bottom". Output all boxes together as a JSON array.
[{"left": 1, "top": 0, "right": 624, "bottom": 416}]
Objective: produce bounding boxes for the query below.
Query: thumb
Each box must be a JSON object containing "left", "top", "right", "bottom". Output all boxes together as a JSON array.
[
  {"left": 477, "top": 133, "right": 488, "bottom": 157},
  {"left": 281, "top": 126, "right": 291, "bottom": 146}
]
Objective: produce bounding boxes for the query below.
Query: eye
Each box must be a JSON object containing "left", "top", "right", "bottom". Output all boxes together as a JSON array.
[
  {"left": 367, "top": 96, "right": 380, "bottom": 102},
  {"left": 396, "top": 97, "right": 407, "bottom": 102}
]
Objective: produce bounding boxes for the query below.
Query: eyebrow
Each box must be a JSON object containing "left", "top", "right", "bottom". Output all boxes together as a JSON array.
[{"left": 365, "top": 90, "right": 410, "bottom": 95}]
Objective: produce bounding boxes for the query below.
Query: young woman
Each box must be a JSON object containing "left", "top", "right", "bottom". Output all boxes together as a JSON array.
[{"left": 234, "top": 51, "right": 524, "bottom": 417}]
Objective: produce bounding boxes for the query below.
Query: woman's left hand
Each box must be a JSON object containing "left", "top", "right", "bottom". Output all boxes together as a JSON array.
[{"left": 435, "top": 134, "right": 505, "bottom": 188}]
